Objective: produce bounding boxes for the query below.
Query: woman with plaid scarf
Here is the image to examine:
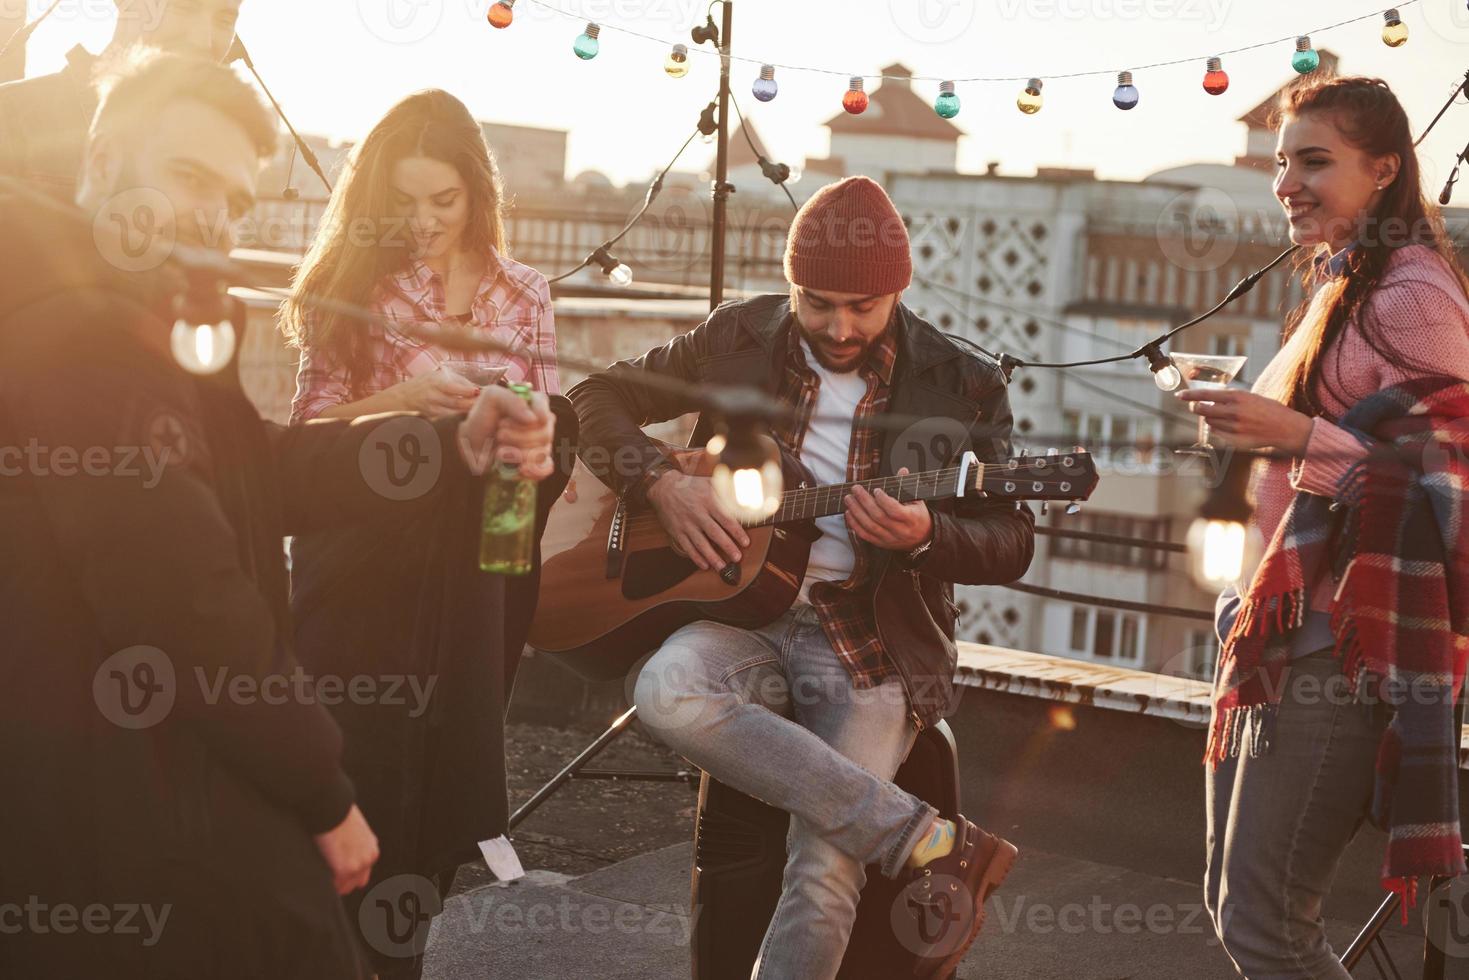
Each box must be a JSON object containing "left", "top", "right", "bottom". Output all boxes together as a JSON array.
[{"left": 1180, "top": 77, "right": 1469, "bottom": 979}]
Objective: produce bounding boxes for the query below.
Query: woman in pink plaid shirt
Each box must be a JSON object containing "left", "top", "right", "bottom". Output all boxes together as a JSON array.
[{"left": 280, "top": 89, "right": 559, "bottom": 426}]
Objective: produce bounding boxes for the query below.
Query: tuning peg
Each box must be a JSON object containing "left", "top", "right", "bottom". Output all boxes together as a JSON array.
[{"left": 1065, "top": 501, "right": 1082, "bottom": 516}]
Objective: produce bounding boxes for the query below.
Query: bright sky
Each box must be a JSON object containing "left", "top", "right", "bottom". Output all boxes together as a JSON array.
[{"left": 17, "top": 0, "right": 1469, "bottom": 191}]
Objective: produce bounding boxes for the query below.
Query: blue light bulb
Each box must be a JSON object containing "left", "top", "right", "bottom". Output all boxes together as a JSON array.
[
  {"left": 1291, "top": 36, "right": 1319, "bottom": 74},
  {"left": 753, "top": 64, "right": 778, "bottom": 102},
  {"left": 1112, "top": 70, "right": 1138, "bottom": 110}
]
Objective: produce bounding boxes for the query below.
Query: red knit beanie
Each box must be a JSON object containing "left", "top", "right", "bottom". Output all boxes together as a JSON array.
[{"left": 783, "top": 176, "right": 912, "bottom": 295}]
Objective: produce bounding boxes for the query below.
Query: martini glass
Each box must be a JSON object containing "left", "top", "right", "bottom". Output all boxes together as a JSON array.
[{"left": 1170, "top": 352, "right": 1248, "bottom": 456}]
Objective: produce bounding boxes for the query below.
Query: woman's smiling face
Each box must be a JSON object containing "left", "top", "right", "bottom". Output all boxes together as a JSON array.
[
  {"left": 1273, "top": 111, "right": 1398, "bottom": 252},
  {"left": 391, "top": 156, "right": 470, "bottom": 261}
]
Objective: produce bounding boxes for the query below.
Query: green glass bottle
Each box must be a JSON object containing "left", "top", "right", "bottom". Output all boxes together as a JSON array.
[{"left": 478, "top": 382, "right": 538, "bottom": 575}]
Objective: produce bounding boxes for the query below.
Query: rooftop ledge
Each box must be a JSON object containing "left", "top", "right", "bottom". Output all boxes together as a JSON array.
[{"left": 954, "top": 642, "right": 1469, "bottom": 768}]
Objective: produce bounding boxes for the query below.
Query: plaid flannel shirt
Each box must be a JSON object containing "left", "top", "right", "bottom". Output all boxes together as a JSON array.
[
  {"left": 291, "top": 247, "right": 558, "bottom": 424},
  {"left": 774, "top": 319, "right": 900, "bottom": 690}
]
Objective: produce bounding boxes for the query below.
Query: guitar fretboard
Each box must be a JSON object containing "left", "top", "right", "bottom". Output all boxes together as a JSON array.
[{"left": 749, "top": 466, "right": 973, "bottom": 527}]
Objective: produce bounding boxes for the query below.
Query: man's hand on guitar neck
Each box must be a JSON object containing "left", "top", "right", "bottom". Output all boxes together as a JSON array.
[{"left": 645, "top": 469, "right": 751, "bottom": 572}]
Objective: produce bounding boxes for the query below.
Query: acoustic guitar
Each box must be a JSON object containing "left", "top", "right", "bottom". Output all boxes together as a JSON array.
[{"left": 528, "top": 439, "right": 1099, "bottom": 680}]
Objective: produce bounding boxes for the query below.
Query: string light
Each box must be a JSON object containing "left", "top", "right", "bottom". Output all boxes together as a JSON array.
[
  {"left": 1112, "top": 70, "right": 1139, "bottom": 110},
  {"left": 487, "top": 0, "right": 514, "bottom": 29},
  {"left": 1017, "top": 77, "right": 1043, "bottom": 114},
  {"left": 1202, "top": 56, "right": 1228, "bottom": 95},
  {"left": 843, "top": 76, "right": 868, "bottom": 114},
  {"left": 665, "top": 42, "right": 689, "bottom": 77},
  {"left": 1186, "top": 453, "right": 1256, "bottom": 591},
  {"left": 591, "top": 245, "right": 633, "bottom": 286},
  {"left": 707, "top": 428, "right": 782, "bottom": 522},
  {"left": 935, "top": 80, "right": 960, "bottom": 119},
  {"left": 697, "top": 101, "right": 718, "bottom": 144},
  {"left": 753, "top": 64, "right": 778, "bottom": 102},
  {"left": 171, "top": 318, "right": 237, "bottom": 375},
  {"left": 573, "top": 22, "right": 600, "bottom": 60},
  {"left": 1382, "top": 9, "right": 1408, "bottom": 47},
  {"left": 1292, "top": 35, "right": 1320, "bottom": 74},
  {"left": 1143, "top": 344, "right": 1183, "bottom": 391}
]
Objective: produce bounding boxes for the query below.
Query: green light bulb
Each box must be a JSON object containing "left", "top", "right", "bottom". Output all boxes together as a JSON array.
[
  {"left": 935, "top": 81, "right": 960, "bottom": 119},
  {"left": 574, "top": 23, "right": 600, "bottom": 61},
  {"left": 1291, "top": 35, "right": 1319, "bottom": 74}
]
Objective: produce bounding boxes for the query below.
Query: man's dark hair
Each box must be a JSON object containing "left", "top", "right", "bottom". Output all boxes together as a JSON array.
[{"left": 90, "top": 45, "right": 276, "bottom": 159}]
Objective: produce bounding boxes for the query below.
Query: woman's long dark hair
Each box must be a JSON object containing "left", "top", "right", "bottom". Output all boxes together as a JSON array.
[
  {"left": 1267, "top": 76, "right": 1469, "bottom": 417},
  {"left": 280, "top": 89, "right": 509, "bottom": 390}
]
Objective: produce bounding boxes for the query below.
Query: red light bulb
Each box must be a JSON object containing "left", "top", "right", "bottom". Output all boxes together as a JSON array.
[
  {"left": 487, "top": 0, "right": 514, "bottom": 28},
  {"left": 843, "top": 76, "right": 868, "bottom": 115},
  {"left": 1202, "top": 56, "right": 1228, "bottom": 96}
]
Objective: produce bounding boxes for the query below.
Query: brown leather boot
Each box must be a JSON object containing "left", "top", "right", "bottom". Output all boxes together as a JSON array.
[{"left": 892, "top": 816, "right": 1017, "bottom": 978}]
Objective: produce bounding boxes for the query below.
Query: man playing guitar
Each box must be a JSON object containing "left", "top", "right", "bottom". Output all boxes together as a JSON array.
[{"left": 568, "top": 176, "right": 1036, "bottom": 978}]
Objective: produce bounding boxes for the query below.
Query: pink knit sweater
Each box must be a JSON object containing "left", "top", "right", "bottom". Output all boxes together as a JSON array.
[{"left": 1247, "top": 244, "right": 1469, "bottom": 614}]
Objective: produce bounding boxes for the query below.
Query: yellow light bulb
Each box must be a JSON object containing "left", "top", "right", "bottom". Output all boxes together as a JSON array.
[
  {"left": 1188, "top": 517, "right": 1247, "bottom": 589},
  {"left": 170, "top": 319, "right": 237, "bottom": 375}
]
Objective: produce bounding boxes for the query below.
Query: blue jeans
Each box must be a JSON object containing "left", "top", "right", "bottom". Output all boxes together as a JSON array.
[
  {"left": 633, "top": 604, "right": 938, "bottom": 980},
  {"left": 1205, "top": 648, "right": 1388, "bottom": 979}
]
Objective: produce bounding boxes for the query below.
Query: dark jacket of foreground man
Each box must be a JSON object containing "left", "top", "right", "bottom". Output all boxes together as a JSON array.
[
  {"left": 0, "top": 184, "right": 508, "bottom": 978},
  {"left": 570, "top": 294, "right": 1037, "bottom": 730}
]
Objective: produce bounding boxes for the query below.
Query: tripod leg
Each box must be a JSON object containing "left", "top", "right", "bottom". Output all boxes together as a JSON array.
[{"left": 507, "top": 705, "right": 641, "bottom": 831}]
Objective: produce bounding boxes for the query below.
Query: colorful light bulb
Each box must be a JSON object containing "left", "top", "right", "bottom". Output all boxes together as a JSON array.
[
  {"left": 487, "top": 0, "right": 513, "bottom": 29},
  {"left": 665, "top": 43, "right": 689, "bottom": 78},
  {"left": 1017, "top": 77, "right": 1043, "bottom": 115},
  {"left": 1202, "top": 56, "right": 1229, "bottom": 95},
  {"left": 843, "top": 77, "right": 868, "bottom": 114},
  {"left": 1112, "top": 70, "right": 1139, "bottom": 110},
  {"left": 1382, "top": 9, "right": 1408, "bottom": 47},
  {"left": 573, "top": 23, "right": 600, "bottom": 60},
  {"left": 935, "top": 80, "right": 960, "bottom": 119},
  {"left": 1291, "top": 35, "right": 1319, "bottom": 74},
  {"left": 753, "top": 64, "right": 778, "bottom": 102}
]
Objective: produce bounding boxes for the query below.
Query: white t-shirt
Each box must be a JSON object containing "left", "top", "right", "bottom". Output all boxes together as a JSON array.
[{"left": 795, "top": 337, "right": 868, "bottom": 604}]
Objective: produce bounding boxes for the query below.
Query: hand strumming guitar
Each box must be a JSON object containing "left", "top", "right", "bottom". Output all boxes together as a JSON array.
[{"left": 646, "top": 469, "right": 751, "bottom": 572}]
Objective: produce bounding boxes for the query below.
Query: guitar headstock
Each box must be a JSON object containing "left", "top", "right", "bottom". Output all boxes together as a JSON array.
[{"left": 978, "top": 451, "right": 1100, "bottom": 502}]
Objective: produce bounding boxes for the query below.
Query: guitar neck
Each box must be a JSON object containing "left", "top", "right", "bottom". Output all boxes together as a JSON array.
[{"left": 750, "top": 466, "right": 975, "bottom": 527}]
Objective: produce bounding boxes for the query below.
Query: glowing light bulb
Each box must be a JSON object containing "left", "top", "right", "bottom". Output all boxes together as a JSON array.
[
  {"left": 665, "top": 42, "right": 689, "bottom": 78},
  {"left": 1187, "top": 517, "right": 1247, "bottom": 589},
  {"left": 785, "top": 163, "right": 803, "bottom": 185},
  {"left": 1291, "top": 35, "right": 1319, "bottom": 74},
  {"left": 753, "top": 64, "right": 778, "bottom": 102},
  {"left": 1153, "top": 363, "right": 1183, "bottom": 391},
  {"left": 171, "top": 318, "right": 237, "bottom": 375},
  {"left": 709, "top": 431, "right": 783, "bottom": 522},
  {"left": 609, "top": 263, "right": 634, "bottom": 287},
  {"left": 1382, "top": 9, "right": 1408, "bottom": 47},
  {"left": 1017, "top": 78, "right": 1043, "bottom": 115},
  {"left": 843, "top": 77, "right": 868, "bottom": 115},
  {"left": 574, "top": 23, "right": 600, "bottom": 60},
  {"left": 934, "top": 80, "right": 960, "bottom": 119},
  {"left": 1112, "top": 70, "right": 1139, "bottom": 110},
  {"left": 1202, "top": 56, "right": 1229, "bottom": 95},
  {"left": 487, "top": 0, "right": 513, "bottom": 29}
]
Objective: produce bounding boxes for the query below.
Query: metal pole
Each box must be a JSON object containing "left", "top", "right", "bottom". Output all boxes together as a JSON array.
[
  {"left": 507, "top": 706, "right": 640, "bottom": 830},
  {"left": 709, "top": 0, "right": 733, "bottom": 311}
]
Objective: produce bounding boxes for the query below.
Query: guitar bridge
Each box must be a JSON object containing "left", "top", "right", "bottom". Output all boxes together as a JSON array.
[{"left": 606, "top": 500, "right": 627, "bottom": 579}]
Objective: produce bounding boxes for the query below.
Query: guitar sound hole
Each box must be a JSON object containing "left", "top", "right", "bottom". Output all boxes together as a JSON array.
[{"left": 621, "top": 548, "right": 700, "bottom": 600}]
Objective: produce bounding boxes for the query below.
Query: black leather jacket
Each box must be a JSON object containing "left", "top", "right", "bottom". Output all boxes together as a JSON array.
[{"left": 568, "top": 294, "right": 1036, "bottom": 729}]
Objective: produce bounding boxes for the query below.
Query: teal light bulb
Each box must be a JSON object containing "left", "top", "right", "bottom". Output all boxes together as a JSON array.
[
  {"left": 1291, "top": 35, "right": 1319, "bottom": 74},
  {"left": 935, "top": 80, "right": 960, "bottom": 119},
  {"left": 574, "top": 23, "right": 600, "bottom": 60}
]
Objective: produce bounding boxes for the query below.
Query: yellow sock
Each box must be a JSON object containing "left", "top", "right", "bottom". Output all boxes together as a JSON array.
[{"left": 905, "top": 817, "right": 956, "bottom": 870}]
